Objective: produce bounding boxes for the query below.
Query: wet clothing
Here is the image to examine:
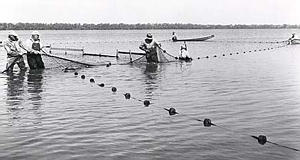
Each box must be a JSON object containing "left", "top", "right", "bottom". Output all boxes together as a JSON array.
[
  {"left": 139, "top": 40, "right": 159, "bottom": 63},
  {"left": 3, "top": 40, "right": 26, "bottom": 72},
  {"left": 179, "top": 48, "right": 190, "bottom": 58},
  {"left": 179, "top": 43, "right": 191, "bottom": 58},
  {"left": 25, "top": 39, "right": 45, "bottom": 69},
  {"left": 288, "top": 34, "right": 299, "bottom": 45},
  {"left": 6, "top": 56, "right": 26, "bottom": 72},
  {"left": 172, "top": 35, "right": 177, "bottom": 41}
]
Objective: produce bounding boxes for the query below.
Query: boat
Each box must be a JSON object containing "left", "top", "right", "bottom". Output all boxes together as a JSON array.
[
  {"left": 178, "top": 57, "right": 193, "bottom": 62},
  {"left": 291, "top": 39, "right": 300, "bottom": 45},
  {"left": 172, "top": 35, "right": 215, "bottom": 42}
]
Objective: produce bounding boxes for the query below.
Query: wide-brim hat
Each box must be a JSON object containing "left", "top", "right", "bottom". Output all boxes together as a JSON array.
[
  {"left": 8, "top": 30, "right": 18, "bottom": 37},
  {"left": 146, "top": 33, "right": 153, "bottom": 40}
]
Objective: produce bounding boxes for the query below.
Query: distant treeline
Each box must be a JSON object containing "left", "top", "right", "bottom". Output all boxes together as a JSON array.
[{"left": 0, "top": 23, "right": 299, "bottom": 30}]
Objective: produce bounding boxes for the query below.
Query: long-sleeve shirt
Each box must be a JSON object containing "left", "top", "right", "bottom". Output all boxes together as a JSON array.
[
  {"left": 139, "top": 40, "right": 158, "bottom": 52},
  {"left": 3, "top": 40, "right": 24, "bottom": 58}
]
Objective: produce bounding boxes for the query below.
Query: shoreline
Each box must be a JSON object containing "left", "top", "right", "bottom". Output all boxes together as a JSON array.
[{"left": 0, "top": 23, "right": 299, "bottom": 30}]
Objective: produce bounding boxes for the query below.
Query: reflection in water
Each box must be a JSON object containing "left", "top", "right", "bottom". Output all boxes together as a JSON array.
[
  {"left": 27, "top": 69, "right": 44, "bottom": 110},
  {"left": 6, "top": 70, "right": 26, "bottom": 107},
  {"left": 143, "top": 63, "right": 161, "bottom": 98},
  {"left": 5, "top": 70, "right": 26, "bottom": 122},
  {"left": 5, "top": 69, "right": 44, "bottom": 124}
]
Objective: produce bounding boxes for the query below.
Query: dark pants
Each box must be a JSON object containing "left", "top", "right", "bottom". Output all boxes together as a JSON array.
[
  {"left": 146, "top": 48, "right": 159, "bottom": 63},
  {"left": 6, "top": 56, "right": 26, "bottom": 73},
  {"left": 27, "top": 54, "right": 45, "bottom": 69}
]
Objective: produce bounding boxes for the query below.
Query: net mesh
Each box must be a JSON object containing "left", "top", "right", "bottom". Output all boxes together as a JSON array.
[
  {"left": 130, "top": 46, "right": 177, "bottom": 64},
  {"left": 41, "top": 47, "right": 112, "bottom": 70},
  {"left": 40, "top": 44, "right": 178, "bottom": 70},
  {"left": 41, "top": 54, "right": 91, "bottom": 70}
]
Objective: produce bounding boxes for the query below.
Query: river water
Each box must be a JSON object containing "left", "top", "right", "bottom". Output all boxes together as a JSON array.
[{"left": 0, "top": 29, "right": 300, "bottom": 160}]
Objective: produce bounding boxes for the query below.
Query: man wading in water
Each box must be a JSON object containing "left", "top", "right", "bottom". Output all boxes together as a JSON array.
[
  {"left": 3, "top": 31, "right": 26, "bottom": 73},
  {"left": 24, "top": 31, "right": 45, "bottom": 69},
  {"left": 139, "top": 33, "right": 160, "bottom": 63}
]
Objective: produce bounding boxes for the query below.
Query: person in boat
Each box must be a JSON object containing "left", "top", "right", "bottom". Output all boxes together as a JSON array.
[
  {"left": 172, "top": 32, "right": 177, "bottom": 41},
  {"left": 139, "top": 33, "right": 160, "bottom": 63},
  {"left": 24, "top": 31, "right": 45, "bottom": 69},
  {"left": 288, "top": 33, "right": 298, "bottom": 45},
  {"left": 3, "top": 31, "right": 26, "bottom": 73},
  {"left": 178, "top": 42, "right": 192, "bottom": 61}
]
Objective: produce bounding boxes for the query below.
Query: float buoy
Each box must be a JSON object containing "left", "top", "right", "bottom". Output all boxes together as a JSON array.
[
  {"left": 90, "top": 78, "right": 95, "bottom": 83},
  {"left": 164, "top": 107, "right": 178, "bottom": 116},
  {"left": 98, "top": 83, "right": 105, "bottom": 87},
  {"left": 203, "top": 118, "right": 212, "bottom": 127},
  {"left": 124, "top": 93, "right": 131, "bottom": 99},
  {"left": 144, "top": 100, "right": 150, "bottom": 107},
  {"left": 112, "top": 87, "right": 117, "bottom": 92}
]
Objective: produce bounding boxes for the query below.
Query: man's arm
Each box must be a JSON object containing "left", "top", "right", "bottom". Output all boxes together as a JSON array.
[
  {"left": 139, "top": 43, "right": 147, "bottom": 52},
  {"left": 4, "top": 42, "right": 22, "bottom": 56},
  {"left": 19, "top": 40, "right": 32, "bottom": 53}
]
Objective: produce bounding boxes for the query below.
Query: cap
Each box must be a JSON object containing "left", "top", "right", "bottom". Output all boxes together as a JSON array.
[
  {"left": 8, "top": 30, "right": 18, "bottom": 37},
  {"left": 31, "top": 31, "right": 40, "bottom": 35}
]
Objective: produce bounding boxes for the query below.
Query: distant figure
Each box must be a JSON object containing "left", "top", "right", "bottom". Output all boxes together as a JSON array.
[
  {"left": 288, "top": 33, "right": 298, "bottom": 45},
  {"left": 139, "top": 33, "right": 160, "bottom": 63},
  {"left": 172, "top": 32, "right": 177, "bottom": 41},
  {"left": 25, "top": 31, "right": 45, "bottom": 69},
  {"left": 3, "top": 31, "right": 26, "bottom": 73},
  {"left": 178, "top": 42, "right": 192, "bottom": 61}
]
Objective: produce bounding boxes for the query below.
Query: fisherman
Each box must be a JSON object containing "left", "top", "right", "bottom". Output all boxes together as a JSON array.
[
  {"left": 178, "top": 42, "right": 192, "bottom": 61},
  {"left": 3, "top": 31, "right": 26, "bottom": 73},
  {"left": 288, "top": 33, "right": 298, "bottom": 45},
  {"left": 172, "top": 32, "right": 177, "bottom": 41},
  {"left": 24, "top": 31, "right": 45, "bottom": 69},
  {"left": 139, "top": 33, "right": 160, "bottom": 63}
]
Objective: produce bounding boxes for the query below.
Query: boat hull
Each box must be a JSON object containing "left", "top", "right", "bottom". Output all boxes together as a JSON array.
[
  {"left": 291, "top": 39, "right": 300, "bottom": 45},
  {"left": 172, "top": 35, "right": 215, "bottom": 42}
]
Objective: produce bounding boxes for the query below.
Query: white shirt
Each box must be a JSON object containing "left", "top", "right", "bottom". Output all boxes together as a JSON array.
[
  {"left": 25, "top": 39, "right": 43, "bottom": 52},
  {"left": 179, "top": 49, "right": 190, "bottom": 58}
]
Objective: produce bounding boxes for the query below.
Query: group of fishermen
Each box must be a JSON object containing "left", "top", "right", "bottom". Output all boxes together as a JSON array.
[
  {"left": 4, "top": 31, "right": 296, "bottom": 71},
  {"left": 2, "top": 31, "right": 189, "bottom": 73},
  {"left": 2, "top": 30, "right": 45, "bottom": 73},
  {"left": 139, "top": 33, "right": 191, "bottom": 63}
]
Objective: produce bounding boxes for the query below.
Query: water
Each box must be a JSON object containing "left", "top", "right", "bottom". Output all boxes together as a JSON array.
[{"left": 0, "top": 29, "right": 300, "bottom": 160}]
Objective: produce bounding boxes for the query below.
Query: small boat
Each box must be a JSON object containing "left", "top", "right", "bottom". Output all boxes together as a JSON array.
[
  {"left": 178, "top": 57, "right": 193, "bottom": 62},
  {"left": 172, "top": 35, "right": 215, "bottom": 42},
  {"left": 291, "top": 39, "right": 300, "bottom": 45}
]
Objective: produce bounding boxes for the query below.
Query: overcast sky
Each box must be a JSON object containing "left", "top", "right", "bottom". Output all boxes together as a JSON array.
[{"left": 1, "top": 0, "right": 299, "bottom": 24}]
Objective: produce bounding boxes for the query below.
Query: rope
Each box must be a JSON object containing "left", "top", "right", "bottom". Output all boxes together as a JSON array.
[
  {"left": 47, "top": 39, "right": 288, "bottom": 46},
  {"left": 73, "top": 72, "right": 300, "bottom": 153},
  {"left": 51, "top": 41, "right": 299, "bottom": 153},
  {"left": 195, "top": 43, "right": 289, "bottom": 60}
]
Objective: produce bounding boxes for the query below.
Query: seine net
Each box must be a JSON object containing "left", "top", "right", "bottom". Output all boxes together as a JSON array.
[
  {"left": 117, "top": 46, "right": 177, "bottom": 64},
  {"left": 41, "top": 45, "right": 112, "bottom": 69},
  {"left": 41, "top": 53, "right": 95, "bottom": 70}
]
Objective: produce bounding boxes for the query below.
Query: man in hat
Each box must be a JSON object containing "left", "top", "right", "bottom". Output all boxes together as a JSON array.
[
  {"left": 24, "top": 31, "right": 45, "bottom": 69},
  {"left": 172, "top": 32, "right": 177, "bottom": 41},
  {"left": 139, "top": 33, "right": 160, "bottom": 63},
  {"left": 288, "top": 33, "right": 299, "bottom": 45},
  {"left": 3, "top": 31, "right": 26, "bottom": 73}
]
